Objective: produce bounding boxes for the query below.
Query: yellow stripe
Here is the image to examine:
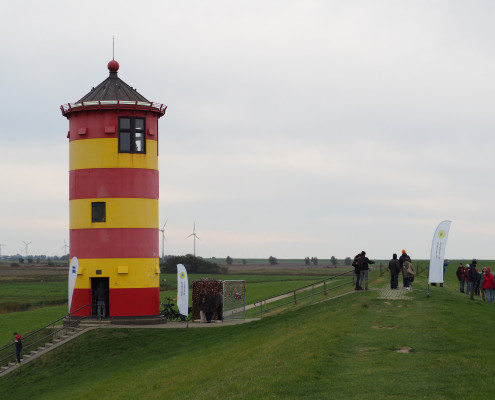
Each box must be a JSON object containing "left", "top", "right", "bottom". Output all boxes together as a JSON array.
[
  {"left": 74, "top": 258, "right": 159, "bottom": 289},
  {"left": 70, "top": 138, "right": 158, "bottom": 170},
  {"left": 70, "top": 198, "right": 158, "bottom": 229}
]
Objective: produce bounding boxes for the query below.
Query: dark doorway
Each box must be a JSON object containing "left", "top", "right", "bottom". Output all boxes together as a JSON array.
[{"left": 91, "top": 277, "right": 110, "bottom": 319}]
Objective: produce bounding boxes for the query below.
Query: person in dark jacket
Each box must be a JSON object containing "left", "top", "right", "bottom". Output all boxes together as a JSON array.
[
  {"left": 352, "top": 253, "right": 362, "bottom": 290},
  {"left": 215, "top": 292, "right": 223, "bottom": 321},
  {"left": 358, "top": 251, "right": 375, "bottom": 290},
  {"left": 399, "top": 250, "right": 412, "bottom": 288},
  {"left": 469, "top": 260, "right": 479, "bottom": 301},
  {"left": 388, "top": 254, "right": 400, "bottom": 290},
  {"left": 456, "top": 263, "right": 465, "bottom": 293},
  {"left": 93, "top": 282, "right": 107, "bottom": 320},
  {"left": 464, "top": 264, "right": 471, "bottom": 295},
  {"left": 198, "top": 292, "right": 207, "bottom": 323},
  {"left": 204, "top": 291, "right": 215, "bottom": 323}
]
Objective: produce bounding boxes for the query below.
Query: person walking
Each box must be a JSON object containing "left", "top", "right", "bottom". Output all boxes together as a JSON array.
[
  {"left": 388, "top": 253, "right": 400, "bottom": 289},
  {"left": 352, "top": 253, "right": 362, "bottom": 290},
  {"left": 456, "top": 263, "right": 465, "bottom": 293},
  {"left": 479, "top": 267, "right": 487, "bottom": 302},
  {"left": 13, "top": 332, "right": 22, "bottom": 365},
  {"left": 483, "top": 267, "right": 495, "bottom": 303},
  {"left": 469, "top": 260, "right": 479, "bottom": 301},
  {"left": 399, "top": 250, "right": 413, "bottom": 290},
  {"left": 357, "top": 251, "right": 375, "bottom": 290},
  {"left": 464, "top": 264, "right": 471, "bottom": 296}
]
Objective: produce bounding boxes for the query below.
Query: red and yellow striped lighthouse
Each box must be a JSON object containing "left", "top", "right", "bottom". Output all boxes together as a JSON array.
[{"left": 61, "top": 59, "right": 166, "bottom": 318}]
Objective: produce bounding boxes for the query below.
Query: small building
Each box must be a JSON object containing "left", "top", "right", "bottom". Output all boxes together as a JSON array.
[{"left": 61, "top": 59, "right": 167, "bottom": 318}]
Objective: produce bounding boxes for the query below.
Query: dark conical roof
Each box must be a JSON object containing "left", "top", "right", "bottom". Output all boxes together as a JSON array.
[{"left": 77, "top": 59, "right": 149, "bottom": 102}]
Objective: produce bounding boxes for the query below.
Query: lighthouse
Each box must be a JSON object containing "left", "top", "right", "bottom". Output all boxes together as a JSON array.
[{"left": 61, "top": 59, "right": 166, "bottom": 318}]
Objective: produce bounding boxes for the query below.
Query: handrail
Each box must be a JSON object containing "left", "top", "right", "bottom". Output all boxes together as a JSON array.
[
  {"left": 254, "top": 269, "right": 353, "bottom": 307},
  {"left": 254, "top": 269, "right": 354, "bottom": 318},
  {"left": 0, "top": 305, "right": 92, "bottom": 368}
]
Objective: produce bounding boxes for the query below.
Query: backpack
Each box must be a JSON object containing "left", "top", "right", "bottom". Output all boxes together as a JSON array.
[{"left": 404, "top": 260, "right": 414, "bottom": 277}]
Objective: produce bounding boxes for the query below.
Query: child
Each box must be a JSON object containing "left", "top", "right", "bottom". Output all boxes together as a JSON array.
[{"left": 13, "top": 332, "right": 22, "bottom": 364}]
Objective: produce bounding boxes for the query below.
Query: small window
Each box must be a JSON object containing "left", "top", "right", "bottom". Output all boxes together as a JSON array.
[
  {"left": 119, "top": 117, "right": 146, "bottom": 154},
  {"left": 92, "top": 202, "right": 106, "bottom": 223}
]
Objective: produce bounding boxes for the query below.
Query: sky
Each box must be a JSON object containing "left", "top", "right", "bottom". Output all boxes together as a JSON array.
[{"left": 1, "top": 0, "right": 494, "bottom": 260}]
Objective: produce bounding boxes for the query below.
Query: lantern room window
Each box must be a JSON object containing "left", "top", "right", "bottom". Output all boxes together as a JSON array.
[{"left": 119, "top": 117, "right": 146, "bottom": 154}]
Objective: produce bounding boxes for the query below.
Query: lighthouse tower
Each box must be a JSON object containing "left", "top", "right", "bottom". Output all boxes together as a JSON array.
[{"left": 61, "top": 60, "right": 166, "bottom": 318}]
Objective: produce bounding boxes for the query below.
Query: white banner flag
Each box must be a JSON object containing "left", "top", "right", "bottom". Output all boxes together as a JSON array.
[
  {"left": 428, "top": 220, "right": 452, "bottom": 284},
  {"left": 68, "top": 257, "right": 78, "bottom": 312},
  {"left": 177, "top": 264, "right": 189, "bottom": 317}
]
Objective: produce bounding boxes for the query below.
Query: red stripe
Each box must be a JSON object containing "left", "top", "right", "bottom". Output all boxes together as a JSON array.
[
  {"left": 70, "top": 289, "right": 91, "bottom": 316},
  {"left": 69, "top": 287, "right": 159, "bottom": 317},
  {"left": 68, "top": 111, "right": 158, "bottom": 142},
  {"left": 110, "top": 287, "right": 160, "bottom": 316},
  {"left": 70, "top": 228, "right": 158, "bottom": 259},
  {"left": 70, "top": 168, "right": 158, "bottom": 199}
]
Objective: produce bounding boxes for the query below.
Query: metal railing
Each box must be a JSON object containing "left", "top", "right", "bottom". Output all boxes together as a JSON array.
[
  {"left": 254, "top": 270, "right": 354, "bottom": 318},
  {"left": 0, "top": 305, "right": 91, "bottom": 368}
]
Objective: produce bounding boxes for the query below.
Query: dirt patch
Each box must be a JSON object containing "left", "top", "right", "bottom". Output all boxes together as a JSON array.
[
  {"left": 372, "top": 325, "right": 396, "bottom": 330},
  {"left": 0, "top": 264, "right": 68, "bottom": 278},
  {"left": 394, "top": 346, "right": 413, "bottom": 353}
]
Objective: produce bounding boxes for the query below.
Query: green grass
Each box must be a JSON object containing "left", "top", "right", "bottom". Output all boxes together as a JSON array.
[
  {"left": 1, "top": 266, "right": 494, "bottom": 399},
  {"left": 0, "top": 305, "right": 67, "bottom": 345},
  {"left": 0, "top": 278, "right": 67, "bottom": 305}
]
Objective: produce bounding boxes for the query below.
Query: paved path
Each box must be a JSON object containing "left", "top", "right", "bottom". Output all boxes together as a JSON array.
[{"left": 377, "top": 285, "right": 414, "bottom": 300}]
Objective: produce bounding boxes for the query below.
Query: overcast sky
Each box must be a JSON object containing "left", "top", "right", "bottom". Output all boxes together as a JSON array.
[{"left": 1, "top": 1, "right": 494, "bottom": 260}]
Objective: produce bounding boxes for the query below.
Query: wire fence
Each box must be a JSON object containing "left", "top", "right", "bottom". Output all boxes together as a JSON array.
[{"left": 253, "top": 270, "right": 354, "bottom": 318}]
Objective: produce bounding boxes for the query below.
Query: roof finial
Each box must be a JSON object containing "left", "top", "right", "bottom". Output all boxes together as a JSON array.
[{"left": 108, "top": 36, "right": 119, "bottom": 74}]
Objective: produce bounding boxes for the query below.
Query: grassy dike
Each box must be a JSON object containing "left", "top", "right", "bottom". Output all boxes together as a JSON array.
[{"left": 1, "top": 272, "right": 493, "bottom": 399}]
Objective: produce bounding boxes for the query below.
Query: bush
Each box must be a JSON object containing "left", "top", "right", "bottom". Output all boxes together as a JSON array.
[
  {"left": 268, "top": 256, "right": 278, "bottom": 265},
  {"left": 160, "top": 255, "right": 226, "bottom": 274}
]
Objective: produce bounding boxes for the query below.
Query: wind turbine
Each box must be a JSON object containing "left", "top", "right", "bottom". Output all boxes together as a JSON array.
[
  {"left": 186, "top": 222, "right": 200, "bottom": 257},
  {"left": 62, "top": 240, "right": 69, "bottom": 256},
  {"left": 22, "top": 241, "right": 31, "bottom": 257},
  {"left": 0, "top": 244, "right": 5, "bottom": 257},
  {"left": 159, "top": 218, "right": 168, "bottom": 260}
]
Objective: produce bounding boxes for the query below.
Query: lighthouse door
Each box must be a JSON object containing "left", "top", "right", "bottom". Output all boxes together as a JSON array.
[{"left": 91, "top": 277, "right": 110, "bottom": 319}]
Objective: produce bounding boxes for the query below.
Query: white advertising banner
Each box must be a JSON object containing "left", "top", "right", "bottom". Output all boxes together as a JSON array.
[
  {"left": 177, "top": 264, "right": 189, "bottom": 317},
  {"left": 428, "top": 220, "right": 452, "bottom": 284},
  {"left": 68, "top": 257, "right": 78, "bottom": 312}
]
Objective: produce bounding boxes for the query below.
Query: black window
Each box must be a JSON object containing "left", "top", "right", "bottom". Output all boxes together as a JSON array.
[
  {"left": 92, "top": 202, "right": 106, "bottom": 223},
  {"left": 119, "top": 117, "right": 146, "bottom": 154}
]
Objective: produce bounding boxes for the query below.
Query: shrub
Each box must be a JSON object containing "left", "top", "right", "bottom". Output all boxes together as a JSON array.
[{"left": 160, "top": 255, "right": 225, "bottom": 274}]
